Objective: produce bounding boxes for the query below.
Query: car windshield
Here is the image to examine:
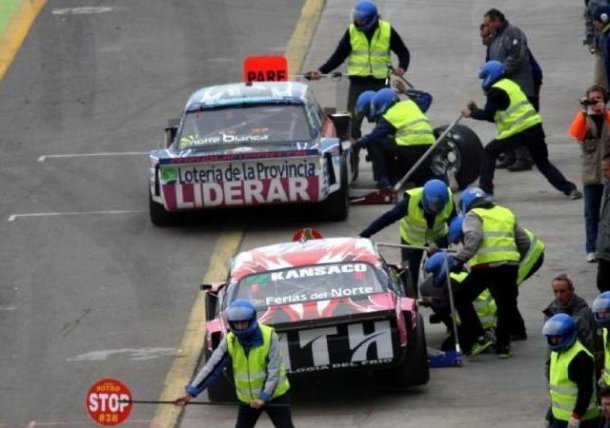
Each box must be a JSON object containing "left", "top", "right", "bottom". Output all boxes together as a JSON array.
[
  {"left": 178, "top": 104, "right": 312, "bottom": 148},
  {"left": 232, "top": 262, "right": 386, "bottom": 308}
]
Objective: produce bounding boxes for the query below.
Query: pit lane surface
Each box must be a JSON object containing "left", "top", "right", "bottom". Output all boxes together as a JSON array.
[
  {"left": 0, "top": 1, "right": 596, "bottom": 428},
  {"left": 0, "top": 1, "right": 304, "bottom": 426},
  {"left": 181, "top": 0, "right": 598, "bottom": 427}
]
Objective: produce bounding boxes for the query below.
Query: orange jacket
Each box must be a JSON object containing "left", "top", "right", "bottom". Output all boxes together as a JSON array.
[{"left": 568, "top": 110, "right": 610, "bottom": 143}]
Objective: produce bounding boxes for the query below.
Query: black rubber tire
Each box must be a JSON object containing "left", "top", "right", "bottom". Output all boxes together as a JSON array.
[
  {"left": 149, "top": 190, "right": 176, "bottom": 227},
  {"left": 391, "top": 313, "right": 430, "bottom": 387},
  {"left": 318, "top": 157, "right": 349, "bottom": 222},
  {"left": 432, "top": 124, "right": 484, "bottom": 190}
]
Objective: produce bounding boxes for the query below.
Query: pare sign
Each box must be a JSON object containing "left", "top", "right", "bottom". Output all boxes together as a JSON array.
[
  {"left": 243, "top": 55, "right": 288, "bottom": 82},
  {"left": 86, "top": 378, "right": 132, "bottom": 426}
]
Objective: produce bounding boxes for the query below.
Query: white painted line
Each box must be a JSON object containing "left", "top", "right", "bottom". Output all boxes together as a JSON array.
[
  {"left": 37, "top": 151, "right": 148, "bottom": 162},
  {"left": 0, "top": 306, "right": 15, "bottom": 311},
  {"left": 51, "top": 7, "right": 114, "bottom": 15},
  {"left": 8, "top": 210, "right": 146, "bottom": 222}
]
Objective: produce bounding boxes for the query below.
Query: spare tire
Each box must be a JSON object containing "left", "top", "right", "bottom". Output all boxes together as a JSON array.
[{"left": 431, "top": 124, "right": 484, "bottom": 190}]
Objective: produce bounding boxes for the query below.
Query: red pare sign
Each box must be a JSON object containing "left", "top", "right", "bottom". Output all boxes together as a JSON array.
[
  {"left": 86, "top": 378, "right": 132, "bottom": 426},
  {"left": 243, "top": 55, "right": 288, "bottom": 82}
]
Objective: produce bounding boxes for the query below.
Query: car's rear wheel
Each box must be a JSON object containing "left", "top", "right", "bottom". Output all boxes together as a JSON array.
[
  {"left": 390, "top": 313, "right": 429, "bottom": 387},
  {"left": 318, "top": 158, "right": 349, "bottom": 222},
  {"left": 431, "top": 124, "right": 484, "bottom": 190},
  {"left": 149, "top": 190, "right": 176, "bottom": 227}
]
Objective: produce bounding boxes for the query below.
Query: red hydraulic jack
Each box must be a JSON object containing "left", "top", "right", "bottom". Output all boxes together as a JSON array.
[{"left": 348, "top": 113, "right": 464, "bottom": 206}]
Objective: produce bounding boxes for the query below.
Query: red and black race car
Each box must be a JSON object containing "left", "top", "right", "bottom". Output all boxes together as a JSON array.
[{"left": 201, "top": 232, "right": 429, "bottom": 401}]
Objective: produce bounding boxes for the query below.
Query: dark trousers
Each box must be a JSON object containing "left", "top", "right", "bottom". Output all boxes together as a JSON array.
[
  {"left": 479, "top": 123, "right": 577, "bottom": 196},
  {"left": 598, "top": 258, "right": 610, "bottom": 292},
  {"left": 584, "top": 184, "right": 604, "bottom": 253},
  {"left": 454, "top": 264, "right": 521, "bottom": 351},
  {"left": 235, "top": 393, "right": 294, "bottom": 428},
  {"left": 347, "top": 79, "right": 388, "bottom": 139},
  {"left": 502, "top": 95, "right": 539, "bottom": 165},
  {"left": 368, "top": 138, "right": 438, "bottom": 186}
]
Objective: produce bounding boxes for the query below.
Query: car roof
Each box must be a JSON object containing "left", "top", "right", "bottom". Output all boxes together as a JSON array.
[
  {"left": 184, "top": 81, "right": 310, "bottom": 111},
  {"left": 230, "top": 237, "right": 383, "bottom": 283}
]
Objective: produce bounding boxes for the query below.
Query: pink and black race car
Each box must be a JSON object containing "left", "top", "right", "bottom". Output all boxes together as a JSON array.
[{"left": 201, "top": 233, "right": 429, "bottom": 401}]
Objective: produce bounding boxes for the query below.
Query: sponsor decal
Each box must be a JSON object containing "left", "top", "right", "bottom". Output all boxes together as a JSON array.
[
  {"left": 161, "top": 159, "right": 317, "bottom": 185},
  {"left": 278, "top": 321, "right": 395, "bottom": 373},
  {"left": 184, "top": 133, "right": 270, "bottom": 146},
  {"left": 160, "top": 159, "right": 321, "bottom": 209}
]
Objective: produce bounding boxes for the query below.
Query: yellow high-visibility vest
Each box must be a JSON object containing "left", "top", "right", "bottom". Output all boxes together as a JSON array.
[
  {"left": 226, "top": 324, "right": 290, "bottom": 403},
  {"left": 469, "top": 205, "right": 520, "bottom": 267},
  {"left": 382, "top": 100, "right": 436, "bottom": 147},
  {"left": 347, "top": 20, "right": 391, "bottom": 78},
  {"left": 517, "top": 228, "right": 545, "bottom": 285},
  {"left": 492, "top": 79, "right": 542, "bottom": 140},
  {"left": 549, "top": 340, "right": 599, "bottom": 421},
  {"left": 400, "top": 187, "right": 453, "bottom": 246}
]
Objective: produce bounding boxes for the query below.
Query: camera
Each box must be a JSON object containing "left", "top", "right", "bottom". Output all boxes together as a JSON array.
[{"left": 580, "top": 98, "right": 598, "bottom": 106}]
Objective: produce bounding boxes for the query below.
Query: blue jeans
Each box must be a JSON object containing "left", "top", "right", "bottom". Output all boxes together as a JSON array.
[{"left": 584, "top": 184, "right": 604, "bottom": 253}]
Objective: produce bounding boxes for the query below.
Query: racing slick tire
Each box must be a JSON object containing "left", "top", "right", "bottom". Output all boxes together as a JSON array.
[
  {"left": 431, "top": 124, "right": 483, "bottom": 190},
  {"left": 318, "top": 157, "right": 349, "bottom": 222},
  {"left": 149, "top": 190, "right": 177, "bottom": 227},
  {"left": 391, "top": 313, "right": 429, "bottom": 387}
]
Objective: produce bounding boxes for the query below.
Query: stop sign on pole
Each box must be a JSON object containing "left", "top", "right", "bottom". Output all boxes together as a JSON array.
[{"left": 86, "top": 378, "right": 133, "bottom": 426}]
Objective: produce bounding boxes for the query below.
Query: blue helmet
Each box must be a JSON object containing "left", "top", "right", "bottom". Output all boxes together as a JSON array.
[
  {"left": 478, "top": 60, "right": 506, "bottom": 91},
  {"left": 351, "top": 1, "right": 379, "bottom": 31},
  {"left": 448, "top": 214, "right": 464, "bottom": 244},
  {"left": 355, "top": 90, "right": 376, "bottom": 122},
  {"left": 592, "top": 291, "right": 610, "bottom": 328},
  {"left": 370, "top": 88, "right": 397, "bottom": 121},
  {"left": 459, "top": 187, "right": 489, "bottom": 213},
  {"left": 422, "top": 179, "right": 449, "bottom": 214},
  {"left": 226, "top": 299, "right": 259, "bottom": 338},
  {"left": 424, "top": 252, "right": 455, "bottom": 287},
  {"left": 542, "top": 313, "right": 577, "bottom": 352}
]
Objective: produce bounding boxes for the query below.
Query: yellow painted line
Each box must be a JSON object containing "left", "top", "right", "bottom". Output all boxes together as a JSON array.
[
  {"left": 151, "top": 228, "right": 243, "bottom": 428},
  {"left": 0, "top": 0, "right": 47, "bottom": 83},
  {"left": 150, "top": 0, "right": 325, "bottom": 428},
  {"left": 151, "top": 1, "right": 325, "bottom": 426},
  {"left": 286, "top": 0, "right": 326, "bottom": 74}
]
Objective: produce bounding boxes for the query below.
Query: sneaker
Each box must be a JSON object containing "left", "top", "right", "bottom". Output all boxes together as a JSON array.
[
  {"left": 468, "top": 336, "right": 494, "bottom": 357},
  {"left": 496, "top": 157, "right": 515, "bottom": 169},
  {"left": 568, "top": 189, "right": 583, "bottom": 200},
  {"left": 496, "top": 345, "right": 513, "bottom": 359},
  {"left": 507, "top": 160, "right": 533, "bottom": 172},
  {"left": 587, "top": 253, "right": 598, "bottom": 263}
]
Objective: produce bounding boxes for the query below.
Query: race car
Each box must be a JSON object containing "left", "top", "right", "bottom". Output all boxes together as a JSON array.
[
  {"left": 148, "top": 81, "right": 353, "bottom": 226},
  {"left": 201, "top": 233, "right": 429, "bottom": 401}
]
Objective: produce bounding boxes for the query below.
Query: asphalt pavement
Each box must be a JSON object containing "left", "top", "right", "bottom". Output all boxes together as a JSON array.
[{"left": 181, "top": 0, "right": 600, "bottom": 427}]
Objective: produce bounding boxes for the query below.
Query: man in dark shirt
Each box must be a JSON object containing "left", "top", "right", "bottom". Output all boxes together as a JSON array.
[
  {"left": 543, "top": 314, "right": 599, "bottom": 428},
  {"left": 307, "top": 1, "right": 410, "bottom": 180},
  {"left": 462, "top": 60, "right": 581, "bottom": 199}
]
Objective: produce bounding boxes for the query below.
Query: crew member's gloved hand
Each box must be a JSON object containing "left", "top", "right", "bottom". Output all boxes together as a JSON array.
[
  {"left": 426, "top": 243, "right": 439, "bottom": 254},
  {"left": 450, "top": 258, "right": 464, "bottom": 273},
  {"left": 352, "top": 139, "right": 366, "bottom": 150},
  {"left": 567, "top": 415, "right": 581, "bottom": 428},
  {"left": 305, "top": 70, "right": 322, "bottom": 80}
]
